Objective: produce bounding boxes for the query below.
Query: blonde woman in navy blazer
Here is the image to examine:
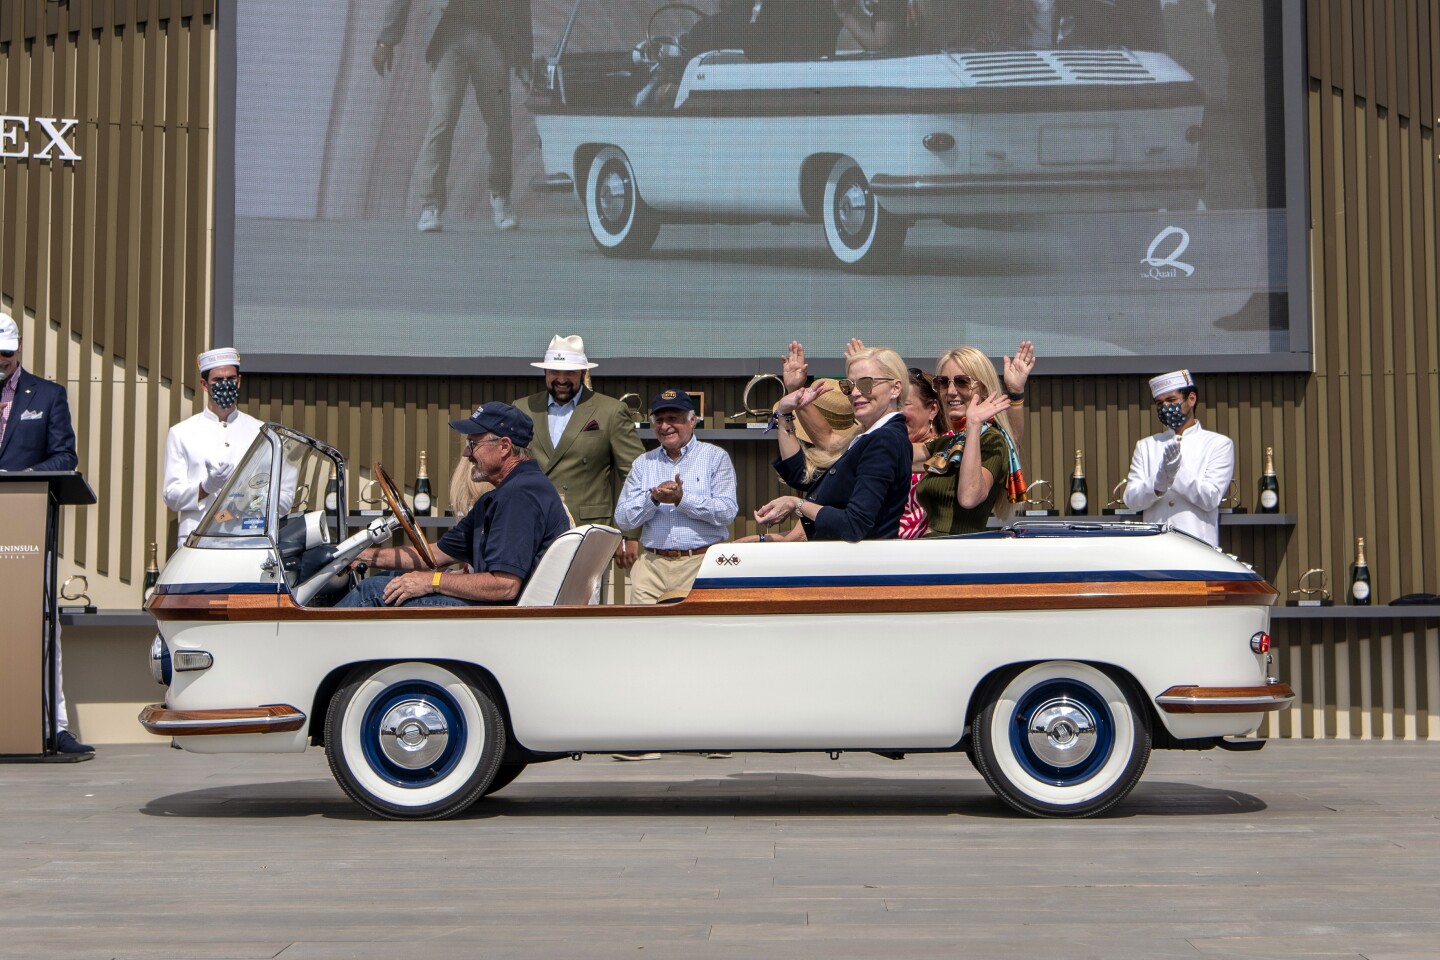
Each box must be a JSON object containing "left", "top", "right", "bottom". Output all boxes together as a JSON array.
[{"left": 757, "top": 346, "right": 912, "bottom": 541}]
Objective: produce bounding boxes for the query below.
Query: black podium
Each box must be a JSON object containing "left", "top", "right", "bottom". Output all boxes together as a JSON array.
[{"left": 0, "top": 471, "right": 97, "bottom": 762}]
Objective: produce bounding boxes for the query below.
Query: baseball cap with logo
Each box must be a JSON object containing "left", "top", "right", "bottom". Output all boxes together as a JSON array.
[
  {"left": 0, "top": 312, "right": 20, "bottom": 351},
  {"left": 649, "top": 388, "right": 694, "bottom": 415},
  {"left": 448, "top": 402, "right": 535, "bottom": 447}
]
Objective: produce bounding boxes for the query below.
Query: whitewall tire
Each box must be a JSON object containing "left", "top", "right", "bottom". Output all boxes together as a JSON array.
[
  {"left": 821, "top": 157, "right": 907, "bottom": 270},
  {"left": 326, "top": 661, "right": 505, "bottom": 820},
  {"left": 584, "top": 146, "right": 661, "bottom": 256},
  {"left": 971, "top": 661, "right": 1151, "bottom": 818}
]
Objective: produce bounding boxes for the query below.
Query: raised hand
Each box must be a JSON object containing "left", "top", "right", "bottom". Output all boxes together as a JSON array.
[
  {"left": 776, "top": 379, "right": 834, "bottom": 415},
  {"left": 965, "top": 391, "right": 1012, "bottom": 429},
  {"left": 843, "top": 338, "right": 868, "bottom": 361},
  {"left": 1003, "top": 340, "right": 1036, "bottom": 394},
  {"left": 782, "top": 340, "right": 809, "bottom": 391}
]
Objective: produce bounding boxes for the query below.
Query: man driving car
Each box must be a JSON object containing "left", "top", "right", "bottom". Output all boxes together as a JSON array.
[{"left": 337, "top": 402, "right": 570, "bottom": 607}]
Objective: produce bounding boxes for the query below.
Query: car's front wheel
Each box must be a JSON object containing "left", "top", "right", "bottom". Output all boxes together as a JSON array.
[
  {"left": 326, "top": 661, "right": 505, "bottom": 820},
  {"left": 584, "top": 146, "right": 661, "bottom": 256},
  {"left": 971, "top": 661, "right": 1151, "bottom": 818},
  {"left": 821, "top": 157, "right": 907, "bottom": 270}
]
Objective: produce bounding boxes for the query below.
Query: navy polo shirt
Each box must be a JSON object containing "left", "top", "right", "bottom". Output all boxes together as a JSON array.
[{"left": 437, "top": 459, "right": 570, "bottom": 599}]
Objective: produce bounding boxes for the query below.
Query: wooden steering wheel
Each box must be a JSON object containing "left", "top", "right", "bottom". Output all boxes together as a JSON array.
[{"left": 373, "top": 461, "right": 436, "bottom": 569}]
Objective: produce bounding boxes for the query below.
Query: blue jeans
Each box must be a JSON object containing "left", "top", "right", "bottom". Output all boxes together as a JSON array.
[{"left": 335, "top": 571, "right": 475, "bottom": 608}]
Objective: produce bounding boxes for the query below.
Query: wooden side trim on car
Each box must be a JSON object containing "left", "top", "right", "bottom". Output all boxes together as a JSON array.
[
  {"left": 1154, "top": 684, "right": 1296, "bottom": 714},
  {"left": 138, "top": 703, "right": 307, "bottom": 736},
  {"left": 147, "top": 577, "right": 1277, "bottom": 622}
]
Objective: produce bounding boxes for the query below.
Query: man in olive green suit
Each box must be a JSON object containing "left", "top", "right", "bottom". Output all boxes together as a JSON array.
[{"left": 514, "top": 335, "right": 645, "bottom": 569}]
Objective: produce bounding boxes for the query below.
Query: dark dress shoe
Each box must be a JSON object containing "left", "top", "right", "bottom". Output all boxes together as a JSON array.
[{"left": 55, "top": 730, "right": 94, "bottom": 754}]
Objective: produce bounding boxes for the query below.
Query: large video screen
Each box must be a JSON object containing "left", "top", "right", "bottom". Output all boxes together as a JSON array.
[{"left": 217, "top": 0, "right": 1309, "bottom": 375}]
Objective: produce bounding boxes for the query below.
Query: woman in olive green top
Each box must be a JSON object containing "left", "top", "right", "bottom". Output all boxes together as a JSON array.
[{"left": 916, "top": 346, "right": 1022, "bottom": 536}]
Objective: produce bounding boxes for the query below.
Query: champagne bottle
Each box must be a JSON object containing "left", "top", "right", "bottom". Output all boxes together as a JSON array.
[
  {"left": 324, "top": 476, "right": 339, "bottom": 513},
  {"left": 142, "top": 541, "right": 159, "bottom": 594},
  {"left": 1258, "top": 446, "right": 1279, "bottom": 513},
  {"left": 1349, "top": 536, "right": 1371, "bottom": 605},
  {"left": 1068, "top": 449, "right": 1088, "bottom": 515},
  {"left": 413, "top": 450, "right": 433, "bottom": 516}
]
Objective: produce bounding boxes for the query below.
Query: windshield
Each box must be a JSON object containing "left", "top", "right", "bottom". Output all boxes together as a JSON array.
[
  {"left": 194, "top": 433, "right": 275, "bottom": 539},
  {"left": 193, "top": 426, "right": 346, "bottom": 543}
]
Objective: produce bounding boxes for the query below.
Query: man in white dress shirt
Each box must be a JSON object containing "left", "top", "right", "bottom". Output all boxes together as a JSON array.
[
  {"left": 614, "top": 389, "right": 738, "bottom": 604},
  {"left": 161, "top": 348, "right": 264, "bottom": 546},
  {"left": 1123, "top": 369, "right": 1235, "bottom": 546}
]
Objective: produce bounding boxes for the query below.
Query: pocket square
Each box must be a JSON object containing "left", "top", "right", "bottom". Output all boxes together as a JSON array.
[
  {"left": 20, "top": 410, "right": 43, "bottom": 421},
  {"left": 581, "top": 419, "right": 600, "bottom": 432}
]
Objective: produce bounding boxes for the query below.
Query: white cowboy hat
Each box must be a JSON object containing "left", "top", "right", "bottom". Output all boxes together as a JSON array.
[{"left": 531, "top": 334, "right": 598, "bottom": 371}]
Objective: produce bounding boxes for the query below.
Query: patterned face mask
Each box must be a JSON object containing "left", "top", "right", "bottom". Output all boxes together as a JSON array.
[
  {"left": 1156, "top": 401, "right": 1187, "bottom": 432},
  {"left": 210, "top": 378, "right": 240, "bottom": 409}
]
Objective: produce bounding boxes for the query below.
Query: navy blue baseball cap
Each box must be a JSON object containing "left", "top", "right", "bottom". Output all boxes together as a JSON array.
[
  {"left": 449, "top": 402, "right": 535, "bottom": 447},
  {"left": 649, "top": 388, "right": 695, "bottom": 415}
]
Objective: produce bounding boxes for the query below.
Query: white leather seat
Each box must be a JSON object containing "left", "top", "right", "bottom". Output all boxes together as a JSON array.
[{"left": 516, "top": 524, "right": 623, "bottom": 607}]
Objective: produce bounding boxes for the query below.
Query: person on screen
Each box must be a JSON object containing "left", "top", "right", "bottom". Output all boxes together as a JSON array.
[
  {"left": 0, "top": 310, "right": 91, "bottom": 755},
  {"left": 373, "top": 0, "right": 533, "bottom": 234},
  {"left": 834, "top": 0, "right": 1047, "bottom": 53},
  {"left": 1123, "top": 370, "right": 1234, "bottom": 546},
  {"left": 161, "top": 348, "right": 264, "bottom": 548},
  {"left": 681, "top": 0, "right": 844, "bottom": 61}
]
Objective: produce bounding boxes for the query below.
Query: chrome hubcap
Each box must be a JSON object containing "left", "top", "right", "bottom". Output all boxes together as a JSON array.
[
  {"left": 1024, "top": 697, "right": 1098, "bottom": 768},
  {"left": 379, "top": 699, "right": 449, "bottom": 769},
  {"left": 837, "top": 181, "right": 870, "bottom": 237},
  {"left": 598, "top": 169, "right": 630, "bottom": 223}
]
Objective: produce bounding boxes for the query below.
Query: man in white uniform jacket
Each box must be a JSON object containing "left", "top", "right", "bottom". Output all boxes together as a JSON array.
[
  {"left": 162, "top": 348, "right": 263, "bottom": 546},
  {"left": 1123, "top": 369, "right": 1234, "bottom": 546}
]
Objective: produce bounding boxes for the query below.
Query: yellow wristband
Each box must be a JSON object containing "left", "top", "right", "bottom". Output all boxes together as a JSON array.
[{"left": 431, "top": 571, "right": 443, "bottom": 589}]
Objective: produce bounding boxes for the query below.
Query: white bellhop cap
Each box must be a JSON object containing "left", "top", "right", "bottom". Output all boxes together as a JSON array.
[
  {"left": 198, "top": 347, "right": 241, "bottom": 373},
  {"left": 1148, "top": 369, "right": 1194, "bottom": 397},
  {"left": 531, "top": 334, "right": 598, "bottom": 371}
]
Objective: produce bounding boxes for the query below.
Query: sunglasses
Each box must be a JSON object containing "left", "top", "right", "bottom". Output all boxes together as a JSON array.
[
  {"left": 907, "top": 367, "right": 938, "bottom": 399},
  {"left": 462, "top": 436, "right": 505, "bottom": 452},
  {"left": 930, "top": 374, "right": 974, "bottom": 391},
  {"left": 838, "top": 376, "right": 897, "bottom": 396},
  {"left": 0, "top": 350, "right": 16, "bottom": 359}
]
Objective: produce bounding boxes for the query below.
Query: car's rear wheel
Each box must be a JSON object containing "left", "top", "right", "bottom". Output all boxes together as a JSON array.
[
  {"left": 821, "top": 157, "right": 907, "bottom": 270},
  {"left": 584, "top": 146, "right": 661, "bottom": 256},
  {"left": 971, "top": 661, "right": 1150, "bottom": 818},
  {"left": 326, "top": 661, "right": 505, "bottom": 820}
]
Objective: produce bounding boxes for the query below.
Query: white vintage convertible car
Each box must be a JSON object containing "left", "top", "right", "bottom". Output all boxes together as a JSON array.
[
  {"left": 141, "top": 425, "right": 1291, "bottom": 820},
  {"left": 531, "top": 1, "right": 1205, "bottom": 268}
]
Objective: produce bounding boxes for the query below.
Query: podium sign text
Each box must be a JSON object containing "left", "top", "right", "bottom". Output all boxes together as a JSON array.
[{"left": 0, "top": 484, "right": 48, "bottom": 755}]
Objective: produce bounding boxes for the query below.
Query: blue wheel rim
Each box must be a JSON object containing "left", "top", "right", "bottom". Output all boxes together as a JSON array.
[
  {"left": 1008, "top": 677, "right": 1116, "bottom": 787},
  {"left": 359, "top": 680, "right": 467, "bottom": 789}
]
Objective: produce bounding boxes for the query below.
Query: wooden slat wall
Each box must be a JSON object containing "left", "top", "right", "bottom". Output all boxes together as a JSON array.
[{"left": 2, "top": 0, "right": 1437, "bottom": 737}]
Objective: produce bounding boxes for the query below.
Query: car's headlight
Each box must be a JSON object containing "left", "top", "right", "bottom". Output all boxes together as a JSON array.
[{"left": 149, "top": 636, "right": 172, "bottom": 686}]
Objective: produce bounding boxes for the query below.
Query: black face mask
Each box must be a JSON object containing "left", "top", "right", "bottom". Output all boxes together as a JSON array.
[
  {"left": 210, "top": 379, "right": 240, "bottom": 409},
  {"left": 1156, "top": 401, "right": 1187, "bottom": 432}
]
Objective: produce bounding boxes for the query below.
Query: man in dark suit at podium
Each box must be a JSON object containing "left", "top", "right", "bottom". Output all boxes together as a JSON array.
[{"left": 0, "top": 311, "right": 92, "bottom": 754}]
